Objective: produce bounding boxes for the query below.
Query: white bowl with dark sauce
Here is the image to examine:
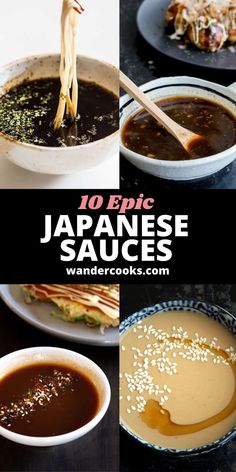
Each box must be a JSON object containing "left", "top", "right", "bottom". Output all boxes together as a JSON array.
[
  {"left": 120, "top": 76, "right": 236, "bottom": 181},
  {"left": 0, "top": 346, "right": 111, "bottom": 446},
  {"left": 0, "top": 54, "right": 119, "bottom": 175}
]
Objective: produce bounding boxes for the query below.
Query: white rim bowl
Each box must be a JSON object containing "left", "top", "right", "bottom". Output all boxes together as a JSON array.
[
  {"left": 120, "top": 76, "right": 236, "bottom": 181},
  {"left": 0, "top": 346, "right": 111, "bottom": 446},
  {"left": 0, "top": 54, "right": 119, "bottom": 175}
]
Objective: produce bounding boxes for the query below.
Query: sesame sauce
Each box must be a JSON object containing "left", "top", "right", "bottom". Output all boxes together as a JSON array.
[
  {"left": 120, "top": 310, "right": 236, "bottom": 449},
  {"left": 141, "top": 338, "right": 236, "bottom": 436},
  {"left": 122, "top": 97, "right": 236, "bottom": 160},
  {"left": 0, "top": 363, "right": 99, "bottom": 437},
  {"left": 0, "top": 78, "right": 118, "bottom": 147}
]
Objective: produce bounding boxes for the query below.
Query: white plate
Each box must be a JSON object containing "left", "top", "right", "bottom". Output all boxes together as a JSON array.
[{"left": 0, "top": 285, "right": 118, "bottom": 346}]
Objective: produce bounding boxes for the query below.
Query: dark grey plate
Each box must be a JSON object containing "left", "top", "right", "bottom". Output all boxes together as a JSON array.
[{"left": 137, "top": 0, "right": 236, "bottom": 70}]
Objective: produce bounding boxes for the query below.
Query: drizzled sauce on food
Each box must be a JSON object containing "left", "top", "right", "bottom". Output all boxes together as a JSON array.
[
  {"left": 22, "top": 284, "right": 119, "bottom": 320},
  {"left": 122, "top": 96, "right": 236, "bottom": 160},
  {"left": 0, "top": 78, "right": 118, "bottom": 147},
  {"left": 141, "top": 338, "right": 236, "bottom": 435},
  {"left": 0, "top": 363, "right": 99, "bottom": 436}
]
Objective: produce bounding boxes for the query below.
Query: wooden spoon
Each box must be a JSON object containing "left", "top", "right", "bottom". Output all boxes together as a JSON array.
[{"left": 120, "top": 71, "right": 204, "bottom": 153}]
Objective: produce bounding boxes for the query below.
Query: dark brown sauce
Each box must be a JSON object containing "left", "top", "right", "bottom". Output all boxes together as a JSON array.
[
  {"left": 0, "top": 363, "right": 99, "bottom": 436},
  {"left": 0, "top": 78, "right": 118, "bottom": 147},
  {"left": 122, "top": 97, "right": 236, "bottom": 160},
  {"left": 141, "top": 338, "right": 236, "bottom": 436}
]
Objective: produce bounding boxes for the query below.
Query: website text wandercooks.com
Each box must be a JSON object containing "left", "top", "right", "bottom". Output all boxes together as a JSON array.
[{"left": 66, "top": 266, "right": 170, "bottom": 276}]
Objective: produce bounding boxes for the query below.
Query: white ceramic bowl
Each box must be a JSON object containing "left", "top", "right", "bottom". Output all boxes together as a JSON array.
[
  {"left": 120, "top": 76, "right": 236, "bottom": 181},
  {"left": 0, "top": 346, "right": 111, "bottom": 446},
  {"left": 0, "top": 54, "right": 119, "bottom": 175}
]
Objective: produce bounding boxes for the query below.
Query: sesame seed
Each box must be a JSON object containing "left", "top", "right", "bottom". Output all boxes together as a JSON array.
[{"left": 120, "top": 322, "right": 236, "bottom": 421}]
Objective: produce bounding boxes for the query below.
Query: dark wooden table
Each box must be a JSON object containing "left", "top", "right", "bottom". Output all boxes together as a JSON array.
[
  {"left": 120, "top": 0, "right": 236, "bottom": 190},
  {"left": 0, "top": 298, "right": 119, "bottom": 472},
  {"left": 120, "top": 284, "right": 236, "bottom": 472}
]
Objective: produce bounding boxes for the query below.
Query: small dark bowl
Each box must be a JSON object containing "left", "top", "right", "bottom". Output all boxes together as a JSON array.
[{"left": 120, "top": 298, "right": 236, "bottom": 457}]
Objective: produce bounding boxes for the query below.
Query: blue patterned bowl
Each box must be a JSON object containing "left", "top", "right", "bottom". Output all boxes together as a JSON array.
[{"left": 120, "top": 298, "right": 236, "bottom": 456}]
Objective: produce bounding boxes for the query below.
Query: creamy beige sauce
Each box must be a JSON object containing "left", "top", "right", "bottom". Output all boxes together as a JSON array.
[
  {"left": 22, "top": 284, "right": 119, "bottom": 320},
  {"left": 120, "top": 310, "right": 236, "bottom": 449}
]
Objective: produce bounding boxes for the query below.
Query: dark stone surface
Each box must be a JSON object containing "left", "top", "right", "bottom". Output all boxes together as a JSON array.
[
  {"left": 120, "top": 284, "right": 236, "bottom": 472},
  {"left": 120, "top": 0, "right": 236, "bottom": 189},
  {"left": 0, "top": 299, "right": 119, "bottom": 472}
]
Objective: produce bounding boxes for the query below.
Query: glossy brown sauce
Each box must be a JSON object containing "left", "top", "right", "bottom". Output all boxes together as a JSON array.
[
  {"left": 0, "top": 78, "right": 118, "bottom": 147},
  {"left": 141, "top": 338, "right": 236, "bottom": 435},
  {"left": 122, "top": 97, "right": 236, "bottom": 160},
  {"left": 0, "top": 363, "right": 99, "bottom": 436}
]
